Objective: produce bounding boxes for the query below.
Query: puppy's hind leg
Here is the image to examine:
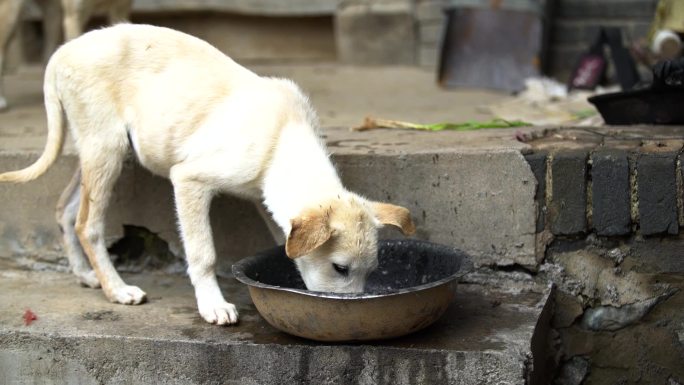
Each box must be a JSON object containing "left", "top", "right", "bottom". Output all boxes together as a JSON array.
[
  {"left": 56, "top": 168, "right": 100, "bottom": 288},
  {"left": 171, "top": 166, "right": 238, "bottom": 325},
  {"left": 0, "top": 0, "right": 23, "bottom": 111},
  {"left": 76, "top": 138, "right": 146, "bottom": 305}
]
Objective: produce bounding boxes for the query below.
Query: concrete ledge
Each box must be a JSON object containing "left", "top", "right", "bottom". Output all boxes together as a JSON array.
[
  {"left": 526, "top": 126, "right": 684, "bottom": 238},
  {"left": 0, "top": 263, "right": 553, "bottom": 384},
  {"left": 0, "top": 126, "right": 539, "bottom": 271},
  {"left": 22, "top": 0, "right": 340, "bottom": 18}
]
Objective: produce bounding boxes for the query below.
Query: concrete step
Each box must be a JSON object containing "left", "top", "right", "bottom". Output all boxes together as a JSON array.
[
  {"left": 0, "top": 66, "right": 538, "bottom": 274},
  {"left": 0, "top": 259, "right": 553, "bottom": 385}
]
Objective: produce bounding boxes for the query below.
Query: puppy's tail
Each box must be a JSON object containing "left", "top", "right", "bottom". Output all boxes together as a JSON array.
[{"left": 0, "top": 68, "right": 65, "bottom": 183}]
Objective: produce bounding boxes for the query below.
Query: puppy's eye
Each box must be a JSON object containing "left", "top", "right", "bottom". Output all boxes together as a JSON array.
[{"left": 332, "top": 263, "right": 349, "bottom": 276}]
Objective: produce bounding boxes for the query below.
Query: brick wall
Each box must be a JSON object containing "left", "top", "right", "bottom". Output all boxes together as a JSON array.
[
  {"left": 9, "top": 0, "right": 663, "bottom": 77},
  {"left": 415, "top": 0, "right": 661, "bottom": 79},
  {"left": 524, "top": 129, "right": 684, "bottom": 239},
  {"left": 548, "top": 0, "right": 658, "bottom": 80}
]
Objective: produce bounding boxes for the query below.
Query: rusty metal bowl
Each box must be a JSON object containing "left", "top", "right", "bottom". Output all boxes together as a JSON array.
[{"left": 232, "top": 239, "right": 472, "bottom": 342}]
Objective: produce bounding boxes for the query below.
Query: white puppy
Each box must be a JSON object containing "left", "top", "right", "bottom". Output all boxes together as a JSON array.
[
  {"left": 0, "top": 24, "right": 415, "bottom": 325},
  {"left": 0, "top": 0, "right": 132, "bottom": 110}
]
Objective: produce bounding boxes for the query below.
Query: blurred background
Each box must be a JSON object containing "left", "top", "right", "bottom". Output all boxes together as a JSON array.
[
  {"left": 4, "top": 0, "right": 658, "bottom": 79},
  {"left": 3, "top": 0, "right": 674, "bottom": 128}
]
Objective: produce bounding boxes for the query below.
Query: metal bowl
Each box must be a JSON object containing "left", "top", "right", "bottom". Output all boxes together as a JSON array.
[{"left": 232, "top": 239, "right": 472, "bottom": 342}]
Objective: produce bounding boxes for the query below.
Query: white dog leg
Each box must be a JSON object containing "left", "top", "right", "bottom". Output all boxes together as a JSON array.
[
  {"left": 171, "top": 166, "right": 238, "bottom": 325},
  {"left": 0, "top": 0, "right": 23, "bottom": 111},
  {"left": 56, "top": 168, "right": 100, "bottom": 288},
  {"left": 75, "top": 140, "right": 146, "bottom": 305}
]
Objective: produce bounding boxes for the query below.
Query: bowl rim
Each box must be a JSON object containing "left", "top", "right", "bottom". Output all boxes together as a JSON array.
[{"left": 231, "top": 239, "right": 474, "bottom": 300}]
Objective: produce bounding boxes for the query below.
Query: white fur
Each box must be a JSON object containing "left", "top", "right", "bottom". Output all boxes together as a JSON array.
[{"left": 0, "top": 24, "right": 414, "bottom": 325}]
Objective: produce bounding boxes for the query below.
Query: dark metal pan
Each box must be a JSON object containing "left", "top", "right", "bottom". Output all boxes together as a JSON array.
[{"left": 232, "top": 239, "right": 473, "bottom": 342}]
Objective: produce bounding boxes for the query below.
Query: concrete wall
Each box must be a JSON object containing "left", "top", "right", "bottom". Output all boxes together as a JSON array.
[{"left": 10, "top": 0, "right": 660, "bottom": 79}]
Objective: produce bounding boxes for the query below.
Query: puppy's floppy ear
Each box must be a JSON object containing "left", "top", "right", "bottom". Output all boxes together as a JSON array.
[
  {"left": 285, "top": 209, "right": 333, "bottom": 259},
  {"left": 372, "top": 202, "right": 416, "bottom": 236}
]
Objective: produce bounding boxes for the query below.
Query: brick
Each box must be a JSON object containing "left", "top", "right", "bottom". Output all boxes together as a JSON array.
[
  {"left": 418, "top": 45, "right": 440, "bottom": 68},
  {"left": 419, "top": 22, "right": 445, "bottom": 44},
  {"left": 525, "top": 151, "right": 548, "bottom": 233},
  {"left": 547, "top": 45, "right": 585, "bottom": 79},
  {"left": 591, "top": 149, "right": 631, "bottom": 236},
  {"left": 416, "top": 1, "right": 446, "bottom": 21},
  {"left": 637, "top": 153, "right": 679, "bottom": 235},
  {"left": 335, "top": 2, "right": 417, "bottom": 65},
  {"left": 555, "top": 0, "right": 657, "bottom": 20},
  {"left": 681, "top": 154, "right": 684, "bottom": 228},
  {"left": 550, "top": 21, "right": 590, "bottom": 46},
  {"left": 551, "top": 20, "right": 647, "bottom": 46},
  {"left": 550, "top": 150, "right": 588, "bottom": 235}
]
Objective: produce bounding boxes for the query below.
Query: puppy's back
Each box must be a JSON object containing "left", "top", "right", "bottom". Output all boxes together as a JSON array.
[{"left": 47, "top": 24, "right": 257, "bottom": 107}]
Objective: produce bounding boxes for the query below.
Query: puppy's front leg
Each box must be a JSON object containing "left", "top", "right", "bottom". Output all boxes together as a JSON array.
[{"left": 171, "top": 170, "right": 238, "bottom": 325}]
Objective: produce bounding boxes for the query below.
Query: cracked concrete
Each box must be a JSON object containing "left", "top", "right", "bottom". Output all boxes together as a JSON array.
[
  {"left": 543, "top": 237, "right": 684, "bottom": 385},
  {"left": 0, "top": 258, "right": 553, "bottom": 385},
  {"left": 2, "top": 61, "right": 684, "bottom": 385}
]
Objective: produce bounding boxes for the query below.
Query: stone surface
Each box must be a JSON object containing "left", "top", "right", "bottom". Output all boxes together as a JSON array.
[
  {"left": 334, "top": 149, "right": 538, "bottom": 268},
  {"left": 556, "top": 272, "right": 684, "bottom": 385},
  {"left": 637, "top": 152, "right": 679, "bottom": 235},
  {"left": 590, "top": 149, "right": 631, "bottom": 236},
  {"left": 335, "top": 1, "right": 417, "bottom": 65},
  {"left": 549, "top": 151, "right": 588, "bottom": 235},
  {"left": 133, "top": 0, "right": 339, "bottom": 15},
  {"left": 0, "top": 260, "right": 553, "bottom": 385},
  {"left": 131, "top": 13, "right": 337, "bottom": 63},
  {"left": 0, "top": 154, "right": 276, "bottom": 277},
  {"left": 554, "top": 356, "right": 589, "bottom": 385},
  {"left": 0, "top": 144, "right": 539, "bottom": 270},
  {"left": 525, "top": 151, "right": 548, "bottom": 233},
  {"left": 0, "top": 64, "right": 541, "bottom": 270}
]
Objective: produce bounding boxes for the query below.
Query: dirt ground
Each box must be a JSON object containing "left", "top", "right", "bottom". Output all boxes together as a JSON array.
[{"left": 0, "top": 63, "right": 507, "bottom": 134}]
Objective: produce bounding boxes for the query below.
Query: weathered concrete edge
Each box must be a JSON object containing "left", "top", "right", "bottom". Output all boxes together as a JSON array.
[
  {"left": 21, "top": 0, "right": 340, "bottom": 18},
  {"left": 0, "top": 148, "right": 539, "bottom": 270},
  {"left": 0, "top": 331, "right": 526, "bottom": 385}
]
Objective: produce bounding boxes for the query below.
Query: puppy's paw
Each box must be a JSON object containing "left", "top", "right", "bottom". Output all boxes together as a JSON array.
[
  {"left": 198, "top": 299, "right": 239, "bottom": 325},
  {"left": 75, "top": 269, "right": 101, "bottom": 288},
  {"left": 0, "top": 97, "right": 7, "bottom": 111},
  {"left": 109, "top": 285, "right": 147, "bottom": 305}
]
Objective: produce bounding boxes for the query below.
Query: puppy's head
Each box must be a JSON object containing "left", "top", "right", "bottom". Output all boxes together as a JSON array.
[{"left": 285, "top": 196, "right": 415, "bottom": 293}]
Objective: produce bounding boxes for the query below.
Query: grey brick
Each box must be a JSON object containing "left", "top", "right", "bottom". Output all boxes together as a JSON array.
[
  {"left": 525, "top": 151, "right": 548, "bottom": 233},
  {"left": 419, "top": 22, "right": 445, "bottom": 45},
  {"left": 418, "top": 45, "right": 440, "bottom": 68},
  {"left": 556, "top": 0, "right": 657, "bottom": 20},
  {"left": 550, "top": 150, "right": 588, "bottom": 235},
  {"left": 550, "top": 21, "right": 590, "bottom": 46},
  {"left": 416, "top": 1, "right": 446, "bottom": 21},
  {"left": 552, "top": 21, "right": 638, "bottom": 46},
  {"left": 637, "top": 153, "right": 679, "bottom": 235},
  {"left": 591, "top": 149, "right": 631, "bottom": 236},
  {"left": 335, "top": 3, "right": 417, "bottom": 65},
  {"left": 547, "top": 46, "right": 585, "bottom": 79}
]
